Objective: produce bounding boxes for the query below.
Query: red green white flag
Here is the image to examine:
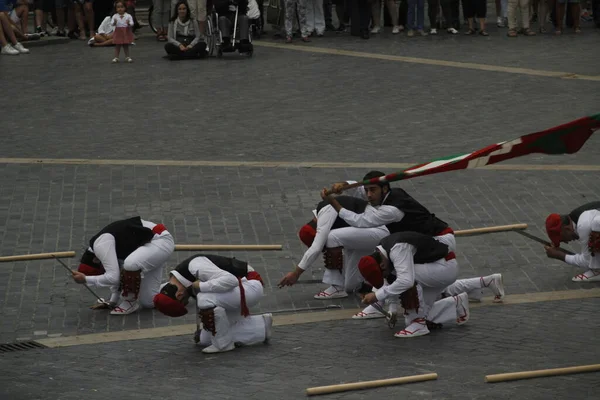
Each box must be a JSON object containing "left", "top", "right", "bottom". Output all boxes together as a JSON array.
[{"left": 357, "top": 113, "right": 600, "bottom": 186}]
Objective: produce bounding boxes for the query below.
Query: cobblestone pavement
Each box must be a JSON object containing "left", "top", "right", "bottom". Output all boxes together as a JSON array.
[
  {"left": 1, "top": 11, "right": 600, "bottom": 399},
  {"left": 1, "top": 298, "right": 600, "bottom": 400}
]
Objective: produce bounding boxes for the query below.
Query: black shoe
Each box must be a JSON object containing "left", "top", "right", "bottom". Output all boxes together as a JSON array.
[
  {"left": 325, "top": 23, "right": 336, "bottom": 31},
  {"left": 361, "top": 30, "right": 370, "bottom": 39},
  {"left": 336, "top": 24, "right": 346, "bottom": 32}
]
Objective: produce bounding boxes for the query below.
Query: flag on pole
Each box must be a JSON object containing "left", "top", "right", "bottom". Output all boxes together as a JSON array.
[{"left": 356, "top": 113, "right": 600, "bottom": 187}]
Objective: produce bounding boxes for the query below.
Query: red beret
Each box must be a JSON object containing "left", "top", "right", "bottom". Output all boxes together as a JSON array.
[
  {"left": 153, "top": 293, "right": 188, "bottom": 317},
  {"left": 298, "top": 224, "right": 317, "bottom": 247},
  {"left": 545, "top": 213, "right": 562, "bottom": 247},
  {"left": 358, "top": 256, "right": 384, "bottom": 289},
  {"left": 78, "top": 263, "right": 106, "bottom": 276}
]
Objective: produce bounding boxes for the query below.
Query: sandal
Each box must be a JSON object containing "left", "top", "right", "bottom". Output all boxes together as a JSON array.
[
  {"left": 479, "top": 30, "right": 489, "bottom": 36},
  {"left": 507, "top": 29, "right": 518, "bottom": 37},
  {"left": 575, "top": 28, "right": 581, "bottom": 33},
  {"left": 464, "top": 28, "right": 475, "bottom": 35},
  {"left": 555, "top": 30, "right": 562, "bottom": 35},
  {"left": 523, "top": 28, "right": 536, "bottom": 36}
]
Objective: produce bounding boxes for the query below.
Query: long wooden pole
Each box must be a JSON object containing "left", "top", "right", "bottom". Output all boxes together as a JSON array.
[
  {"left": 454, "top": 223, "right": 527, "bottom": 236},
  {"left": 485, "top": 364, "right": 600, "bottom": 383},
  {"left": 305, "top": 373, "right": 438, "bottom": 396},
  {"left": 174, "top": 244, "right": 282, "bottom": 251},
  {"left": 0, "top": 251, "right": 76, "bottom": 263}
]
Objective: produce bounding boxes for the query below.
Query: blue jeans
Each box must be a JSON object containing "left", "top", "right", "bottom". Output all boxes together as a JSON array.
[{"left": 407, "top": 0, "right": 425, "bottom": 30}]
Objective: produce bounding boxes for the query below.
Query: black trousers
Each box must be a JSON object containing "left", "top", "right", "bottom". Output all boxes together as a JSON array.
[
  {"left": 349, "top": 0, "right": 371, "bottom": 35},
  {"left": 462, "top": 0, "right": 486, "bottom": 19},
  {"left": 427, "top": 0, "right": 456, "bottom": 28},
  {"left": 165, "top": 42, "right": 205, "bottom": 58},
  {"left": 219, "top": 14, "right": 250, "bottom": 41}
]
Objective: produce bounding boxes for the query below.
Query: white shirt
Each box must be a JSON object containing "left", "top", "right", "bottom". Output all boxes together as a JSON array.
[
  {"left": 111, "top": 13, "right": 133, "bottom": 28},
  {"left": 298, "top": 205, "right": 337, "bottom": 270},
  {"left": 186, "top": 257, "right": 241, "bottom": 293},
  {"left": 565, "top": 210, "right": 600, "bottom": 269},
  {"left": 85, "top": 219, "right": 158, "bottom": 287},
  {"left": 374, "top": 243, "right": 416, "bottom": 302},
  {"left": 98, "top": 16, "right": 115, "bottom": 34},
  {"left": 338, "top": 183, "right": 405, "bottom": 228}
]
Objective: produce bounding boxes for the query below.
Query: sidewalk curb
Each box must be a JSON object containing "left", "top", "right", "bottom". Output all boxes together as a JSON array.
[{"left": 24, "top": 37, "right": 71, "bottom": 48}]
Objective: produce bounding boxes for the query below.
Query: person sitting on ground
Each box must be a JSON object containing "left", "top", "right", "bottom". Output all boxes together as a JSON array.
[
  {"left": 8, "top": 0, "right": 28, "bottom": 33},
  {"left": 0, "top": 2, "right": 29, "bottom": 55},
  {"left": 164, "top": 0, "right": 206, "bottom": 59},
  {"left": 88, "top": 7, "right": 116, "bottom": 46},
  {"left": 7, "top": 9, "right": 41, "bottom": 41}
]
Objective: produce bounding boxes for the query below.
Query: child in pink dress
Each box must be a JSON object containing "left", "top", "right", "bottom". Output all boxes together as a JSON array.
[{"left": 111, "top": 0, "right": 134, "bottom": 63}]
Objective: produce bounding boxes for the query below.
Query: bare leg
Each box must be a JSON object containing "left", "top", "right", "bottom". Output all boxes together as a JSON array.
[
  {"left": 570, "top": 2, "right": 580, "bottom": 31},
  {"left": 84, "top": 2, "right": 95, "bottom": 36},
  {"left": 123, "top": 44, "right": 130, "bottom": 57},
  {"left": 17, "top": 5, "right": 29, "bottom": 33},
  {"left": 0, "top": 22, "right": 9, "bottom": 46},
  {"left": 0, "top": 14, "right": 19, "bottom": 44},
  {"left": 556, "top": 2, "right": 565, "bottom": 32},
  {"left": 56, "top": 7, "right": 65, "bottom": 32},
  {"left": 387, "top": 0, "right": 399, "bottom": 25},
  {"left": 93, "top": 38, "right": 113, "bottom": 46},
  {"left": 74, "top": 4, "right": 86, "bottom": 38},
  {"left": 115, "top": 43, "right": 121, "bottom": 58}
]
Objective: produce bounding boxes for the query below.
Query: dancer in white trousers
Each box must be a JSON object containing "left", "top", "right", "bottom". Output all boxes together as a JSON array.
[
  {"left": 544, "top": 201, "right": 600, "bottom": 282},
  {"left": 356, "top": 273, "right": 505, "bottom": 319},
  {"left": 153, "top": 254, "right": 273, "bottom": 354},
  {"left": 71, "top": 216, "right": 175, "bottom": 315},
  {"left": 358, "top": 231, "right": 469, "bottom": 338},
  {"left": 278, "top": 196, "right": 388, "bottom": 299}
]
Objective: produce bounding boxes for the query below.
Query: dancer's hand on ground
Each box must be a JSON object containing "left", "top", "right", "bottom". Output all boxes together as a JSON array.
[{"left": 278, "top": 270, "right": 300, "bottom": 288}]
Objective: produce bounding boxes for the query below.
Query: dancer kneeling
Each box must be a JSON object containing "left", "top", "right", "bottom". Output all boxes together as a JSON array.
[
  {"left": 358, "top": 232, "right": 470, "bottom": 338},
  {"left": 153, "top": 254, "right": 273, "bottom": 353}
]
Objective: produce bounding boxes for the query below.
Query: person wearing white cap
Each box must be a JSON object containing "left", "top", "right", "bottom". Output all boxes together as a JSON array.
[{"left": 153, "top": 254, "right": 273, "bottom": 354}]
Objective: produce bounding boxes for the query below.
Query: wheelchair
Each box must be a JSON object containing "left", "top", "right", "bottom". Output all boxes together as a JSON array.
[{"left": 207, "top": 0, "right": 256, "bottom": 57}]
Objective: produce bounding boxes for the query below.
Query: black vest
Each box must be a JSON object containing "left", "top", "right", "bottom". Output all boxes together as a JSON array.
[
  {"left": 380, "top": 232, "right": 450, "bottom": 264},
  {"left": 569, "top": 201, "right": 600, "bottom": 224},
  {"left": 89, "top": 216, "right": 155, "bottom": 260},
  {"left": 380, "top": 232, "right": 450, "bottom": 285},
  {"left": 174, "top": 254, "right": 249, "bottom": 283},
  {"left": 382, "top": 189, "right": 449, "bottom": 235},
  {"left": 316, "top": 196, "right": 369, "bottom": 230}
]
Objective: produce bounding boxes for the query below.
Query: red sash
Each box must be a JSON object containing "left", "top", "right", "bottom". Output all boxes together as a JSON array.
[
  {"left": 238, "top": 271, "right": 264, "bottom": 317},
  {"left": 152, "top": 224, "right": 167, "bottom": 235}
]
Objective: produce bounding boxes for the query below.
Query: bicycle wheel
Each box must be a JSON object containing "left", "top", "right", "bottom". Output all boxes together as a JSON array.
[
  {"left": 148, "top": 5, "right": 157, "bottom": 34},
  {"left": 206, "top": 16, "right": 215, "bottom": 56}
]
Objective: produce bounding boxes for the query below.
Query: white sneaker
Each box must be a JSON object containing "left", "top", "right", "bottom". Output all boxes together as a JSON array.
[
  {"left": 352, "top": 304, "right": 386, "bottom": 319},
  {"left": 13, "top": 43, "right": 29, "bottom": 54},
  {"left": 202, "top": 342, "right": 235, "bottom": 354},
  {"left": 482, "top": 273, "right": 505, "bottom": 302},
  {"left": 497, "top": 17, "right": 505, "bottom": 27},
  {"left": 263, "top": 313, "right": 273, "bottom": 343},
  {"left": 314, "top": 285, "right": 348, "bottom": 299},
  {"left": 572, "top": 269, "right": 600, "bottom": 282},
  {"left": 370, "top": 26, "right": 381, "bottom": 34},
  {"left": 110, "top": 299, "right": 140, "bottom": 315},
  {"left": 447, "top": 27, "right": 458, "bottom": 34},
  {"left": 112, "top": 57, "right": 119, "bottom": 63},
  {"left": 392, "top": 25, "right": 402, "bottom": 34},
  {"left": 394, "top": 318, "right": 430, "bottom": 338},
  {"left": 430, "top": 28, "right": 438, "bottom": 35},
  {"left": 125, "top": 57, "right": 133, "bottom": 63},
  {"left": 455, "top": 292, "right": 470, "bottom": 325},
  {"left": 2, "top": 44, "right": 19, "bottom": 55}
]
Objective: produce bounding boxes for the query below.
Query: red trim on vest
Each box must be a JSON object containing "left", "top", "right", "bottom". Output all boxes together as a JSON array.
[
  {"left": 445, "top": 252, "right": 456, "bottom": 261},
  {"left": 152, "top": 224, "right": 167, "bottom": 235},
  {"left": 437, "top": 227, "right": 454, "bottom": 236}
]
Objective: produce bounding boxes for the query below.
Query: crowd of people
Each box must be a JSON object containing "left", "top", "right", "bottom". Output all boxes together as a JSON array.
[{"left": 1, "top": 0, "right": 598, "bottom": 56}]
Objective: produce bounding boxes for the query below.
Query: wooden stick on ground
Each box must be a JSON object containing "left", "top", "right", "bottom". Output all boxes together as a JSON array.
[
  {"left": 454, "top": 223, "right": 528, "bottom": 237},
  {"left": 305, "top": 373, "right": 438, "bottom": 396},
  {"left": 485, "top": 364, "right": 600, "bottom": 383},
  {"left": 0, "top": 251, "right": 76, "bottom": 263},
  {"left": 174, "top": 244, "right": 282, "bottom": 251}
]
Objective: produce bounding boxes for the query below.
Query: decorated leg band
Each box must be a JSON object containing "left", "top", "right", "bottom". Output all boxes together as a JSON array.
[
  {"left": 120, "top": 270, "right": 142, "bottom": 299},
  {"left": 199, "top": 307, "right": 217, "bottom": 336},
  {"left": 322, "top": 246, "right": 344, "bottom": 271},
  {"left": 589, "top": 231, "right": 600, "bottom": 256},
  {"left": 399, "top": 284, "right": 420, "bottom": 315}
]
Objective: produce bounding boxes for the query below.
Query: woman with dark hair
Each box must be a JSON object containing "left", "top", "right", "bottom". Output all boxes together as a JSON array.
[{"left": 164, "top": 0, "right": 205, "bottom": 59}]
